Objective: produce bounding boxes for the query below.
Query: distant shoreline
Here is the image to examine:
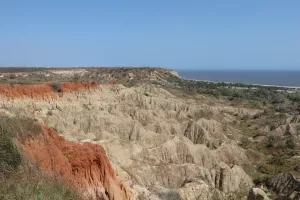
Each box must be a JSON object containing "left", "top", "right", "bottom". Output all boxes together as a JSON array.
[
  {"left": 178, "top": 70, "right": 300, "bottom": 90},
  {"left": 183, "top": 78, "right": 300, "bottom": 90}
]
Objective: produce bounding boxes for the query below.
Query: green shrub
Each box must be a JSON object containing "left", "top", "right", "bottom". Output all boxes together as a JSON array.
[
  {"left": 0, "top": 116, "right": 42, "bottom": 177},
  {"left": 0, "top": 130, "right": 21, "bottom": 176},
  {"left": 266, "top": 136, "right": 275, "bottom": 148},
  {"left": 268, "top": 155, "right": 287, "bottom": 166},
  {"left": 252, "top": 171, "right": 271, "bottom": 185},
  {"left": 51, "top": 82, "right": 62, "bottom": 93},
  {"left": 239, "top": 137, "right": 250, "bottom": 148},
  {"left": 9, "top": 74, "right": 16, "bottom": 79},
  {"left": 288, "top": 92, "right": 300, "bottom": 102},
  {"left": 257, "top": 164, "right": 276, "bottom": 175},
  {"left": 285, "top": 139, "right": 296, "bottom": 149},
  {"left": 157, "top": 190, "right": 183, "bottom": 200}
]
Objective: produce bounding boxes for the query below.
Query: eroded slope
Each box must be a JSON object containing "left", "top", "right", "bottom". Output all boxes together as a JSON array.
[{"left": 0, "top": 83, "right": 264, "bottom": 199}]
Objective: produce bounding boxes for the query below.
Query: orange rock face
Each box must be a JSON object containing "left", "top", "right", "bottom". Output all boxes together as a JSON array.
[
  {"left": 0, "top": 83, "right": 56, "bottom": 99},
  {"left": 61, "top": 82, "right": 98, "bottom": 93},
  {"left": 23, "top": 125, "right": 132, "bottom": 200},
  {"left": 0, "top": 82, "right": 98, "bottom": 100}
]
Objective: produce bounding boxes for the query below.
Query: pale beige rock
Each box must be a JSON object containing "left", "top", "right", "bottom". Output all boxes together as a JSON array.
[
  {"left": 169, "top": 70, "right": 181, "bottom": 78},
  {"left": 247, "top": 188, "right": 270, "bottom": 200},
  {"left": 1, "top": 84, "right": 258, "bottom": 199}
]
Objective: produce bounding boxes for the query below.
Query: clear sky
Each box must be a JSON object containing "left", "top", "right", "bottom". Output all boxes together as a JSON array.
[{"left": 0, "top": 0, "right": 299, "bottom": 70}]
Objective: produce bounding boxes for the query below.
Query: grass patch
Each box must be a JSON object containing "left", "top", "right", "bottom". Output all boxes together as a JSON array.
[
  {"left": 0, "top": 116, "right": 39, "bottom": 177},
  {"left": 0, "top": 129, "right": 21, "bottom": 176},
  {"left": 0, "top": 116, "right": 41, "bottom": 143},
  {"left": 0, "top": 116, "right": 82, "bottom": 200},
  {"left": 0, "top": 165, "right": 81, "bottom": 200}
]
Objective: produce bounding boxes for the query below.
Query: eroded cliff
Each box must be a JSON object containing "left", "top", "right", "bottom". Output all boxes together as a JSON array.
[
  {"left": 23, "top": 125, "right": 132, "bottom": 200},
  {"left": 0, "top": 82, "right": 260, "bottom": 199}
]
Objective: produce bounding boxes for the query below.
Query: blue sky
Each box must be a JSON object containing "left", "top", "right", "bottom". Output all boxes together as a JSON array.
[{"left": 0, "top": 0, "right": 299, "bottom": 70}]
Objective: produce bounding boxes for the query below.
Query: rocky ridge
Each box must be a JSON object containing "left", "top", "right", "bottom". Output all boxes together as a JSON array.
[{"left": 0, "top": 82, "right": 263, "bottom": 199}]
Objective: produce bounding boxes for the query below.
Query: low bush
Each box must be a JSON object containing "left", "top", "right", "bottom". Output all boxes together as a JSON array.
[
  {"left": 266, "top": 136, "right": 275, "bottom": 148},
  {"left": 239, "top": 137, "right": 250, "bottom": 148},
  {"left": 0, "top": 128, "right": 21, "bottom": 177},
  {"left": 268, "top": 155, "right": 286, "bottom": 166},
  {"left": 51, "top": 82, "right": 62, "bottom": 93},
  {"left": 286, "top": 139, "right": 296, "bottom": 149},
  {"left": 252, "top": 172, "right": 270, "bottom": 185}
]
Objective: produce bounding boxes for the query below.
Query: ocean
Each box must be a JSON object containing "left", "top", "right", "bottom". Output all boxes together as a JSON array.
[{"left": 177, "top": 70, "right": 300, "bottom": 87}]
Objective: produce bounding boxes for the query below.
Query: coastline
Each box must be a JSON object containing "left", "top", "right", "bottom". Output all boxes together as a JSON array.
[
  {"left": 177, "top": 70, "right": 300, "bottom": 90},
  {"left": 182, "top": 78, "right": 300, "bottom": 90}
]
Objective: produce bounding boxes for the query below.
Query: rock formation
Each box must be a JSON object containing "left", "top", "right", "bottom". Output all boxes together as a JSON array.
[
  {"left": 266, "top": 173, "right": 300, "bottom": 200},
  {"left": 247, "top": 188, "right": 270, "bottom": 200},
  {"left": 23, "top": 125, "right": 132, "bottom": 200},
  {"left": 0, "top": 82, "right": 98, "bottom": 100},
  {"left": 0, "top": 83, "right": 260, "bottom": 199}
]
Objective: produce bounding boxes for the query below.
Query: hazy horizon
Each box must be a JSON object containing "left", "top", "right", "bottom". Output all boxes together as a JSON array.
[
  {"left": 178, "top": 70, "right": 300, "bottom": 87},
  {"left": 0, "top": 66, "right": 300, "bottom": 71}
]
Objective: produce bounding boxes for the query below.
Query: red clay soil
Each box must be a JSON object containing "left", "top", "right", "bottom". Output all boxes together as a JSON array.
[
  {"left": 61, "top": 82, "right": 98, "bottom": 93},
  {"left": 0, "top": 83, "right": 56, "bottom": 99},
  {"left": 23, "top": 125, "right": 132, "bottom": 200},
  {"left": 0, "top": 82, "right": 98, "bottom": 100}
]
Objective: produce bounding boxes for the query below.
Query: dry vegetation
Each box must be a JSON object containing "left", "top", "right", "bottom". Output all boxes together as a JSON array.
[{"left": 0, "top": 116, "right": 81, "bottom": 200}]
